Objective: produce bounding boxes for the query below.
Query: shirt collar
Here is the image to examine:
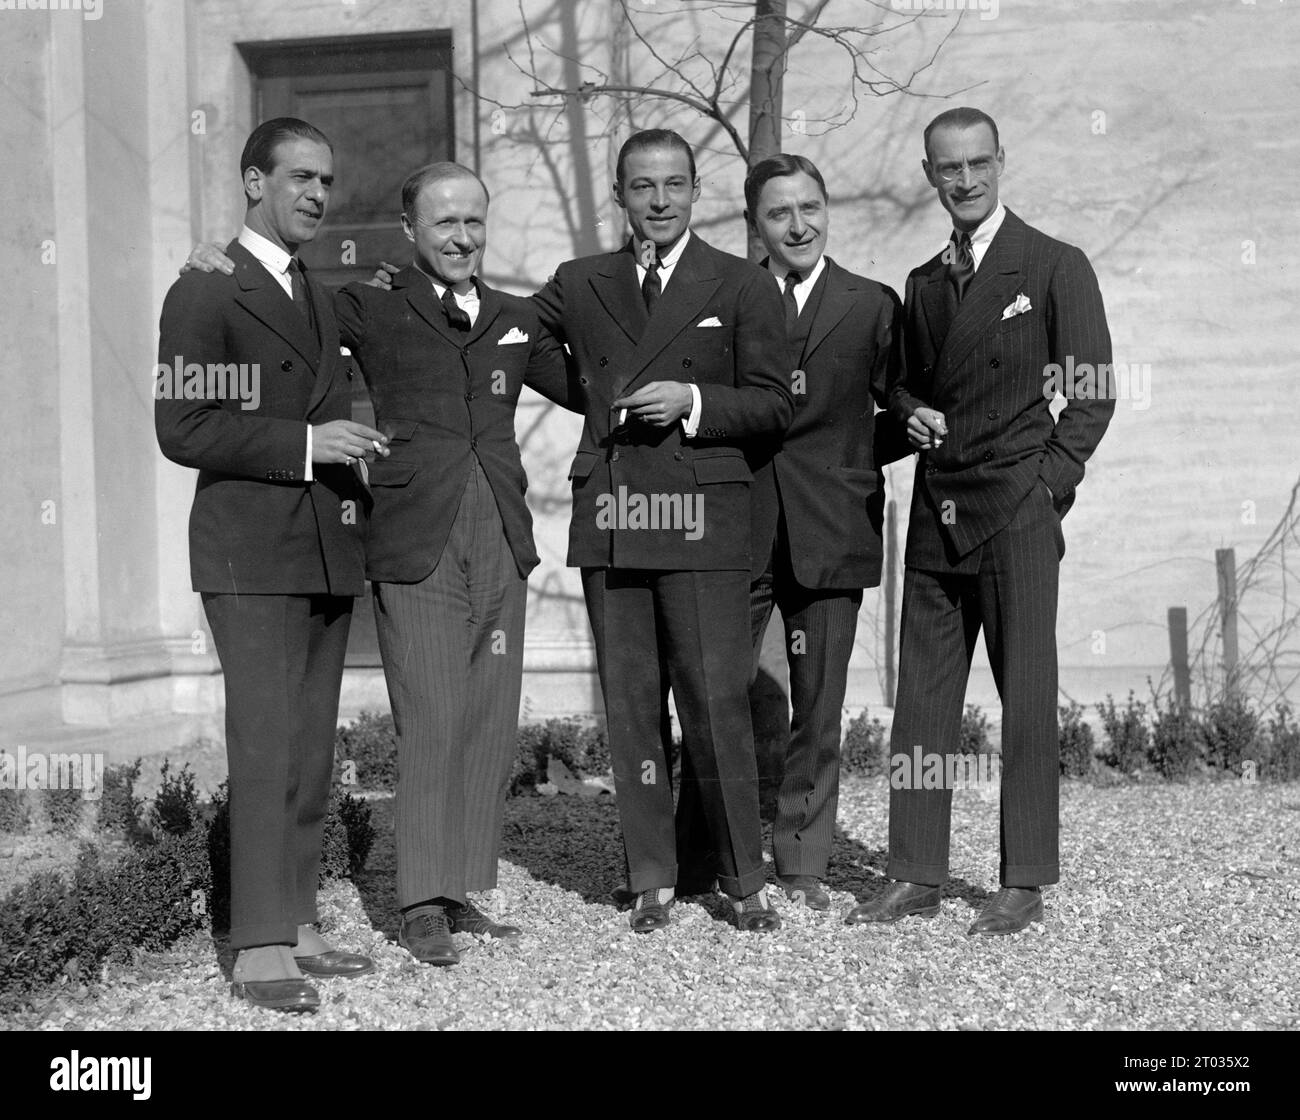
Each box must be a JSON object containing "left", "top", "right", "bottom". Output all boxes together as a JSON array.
[
  {"left": 769, "top": 253, "right": 826, "bottom": 289},
  {"left": 649, "top": 228, "right": 691, "bottom": 269},
  {"left": 417, "top": 265, "right": 479, "bottom": 303},
  {"left": 238, "top": 225, "right": 294, "bottom": 277},
  {"left": 960, "top": 201, "right": 1006, "bottom": 257}
]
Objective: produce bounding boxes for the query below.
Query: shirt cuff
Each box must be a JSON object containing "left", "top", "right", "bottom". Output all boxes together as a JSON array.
[
  {"left": 681, "top": 384, "right": 702, "bottom": 438},
  {"left": 305, "top": 424, "right": 314, "bottom": 483}
]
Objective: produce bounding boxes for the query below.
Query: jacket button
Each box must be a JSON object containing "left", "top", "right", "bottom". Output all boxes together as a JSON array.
[
  {"left": 989, "top": 357, "right": 1001, "bottom": 369},
  {"left": 281, "top": 360, "right": 293, "bottom": 372},
  {"left": 682, "top": 358, "right": 692, "bottom": 368},
  {"left": 674, "top": 451, "right": 684, "bottom": 461},
  {"left": 599, "top": 357, "right": 609, "bottom": 367},
  {"left": 470, "top": 439, "right": 477, "bottom": 450},
  {"left": 465, "top": 392, "right": 475, "bottom": 401},
  {"left": 461, "top": 348, "right": 470, "bottom": 359},
  {"left": 987, "top": 409, "right": 999, "bottom": 420},
  {"left": 611, "top": 450, "right": 620, "bottom": 462},
  {"left": 983, "top": 450, "right": 995, "bottom": 461},
  {"left": 923, "top": 364, "right": 932, "bottom": 375},
  {"left": 346, "top": 367, "right": 354, "bottom": 380},
  {"left": 925, "top": 464, "right": 937, "bottom": 475}
]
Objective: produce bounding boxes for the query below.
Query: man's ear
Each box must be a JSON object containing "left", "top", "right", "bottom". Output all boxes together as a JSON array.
[
  {"left": 691, "top": 176, "right": 701, "bottom": 203},
  {"left": 743, "top": 209, "right": 754, "bottom": 232},
  {"left": 243, "top": 166, "right": 264, "bottom": 201},
  {"left": 400, "top": 212, "right": 415, "bottom": 242},
  {"left": 921, "top": 159, "right": 937, "bottom": 189},
  {"left": 612, "top": 180, "right": 626, "bottom": 210}
]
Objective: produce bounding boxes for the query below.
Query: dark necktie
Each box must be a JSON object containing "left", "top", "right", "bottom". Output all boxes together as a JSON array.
[
  {"left": 441, "top": 286, "right": 472, "bottom": 332},
  {"left": 287, "top": 257, "right": 316, "bottom": 333},
  {"left": 948, "top": 231, "right": 975, "bottom": 303},
  {"left": 782, "top": 270, "right": 802, "bottom": 330},
  {"left": 641, "top": 256, "right": 662, "bottom": 314}
]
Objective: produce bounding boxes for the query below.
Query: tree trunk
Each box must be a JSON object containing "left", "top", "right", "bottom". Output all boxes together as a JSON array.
[{"left": 746, "top": 0, "right": 787, "bottom": 260}]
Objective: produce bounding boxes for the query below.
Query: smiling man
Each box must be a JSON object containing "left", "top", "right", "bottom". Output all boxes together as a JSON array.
[
  {"left": 850, "top": 107, "right": 1115, "bottom": 935},
  {"left": 156, "top": 118, "right": 385, "bottom": 1013},
  {"left": 531, "top": 129, "right": 793, "bottom": 934},
  {"left": 672, "top": 154, "right": 905, "bottom": 913}
]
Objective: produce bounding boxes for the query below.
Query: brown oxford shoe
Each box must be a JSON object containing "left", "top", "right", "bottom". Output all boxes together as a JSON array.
[
  {"left": 967, "top": 887, "right": 1043, "bottom": 936},
  {"left": 292, "top": 950, "right": 376, "bottom": 978},
  {"left": 231, "top": 978, "right": 319, "bottom": 1013},
  {"left": 844, "top": 880, "right": 941, "bottom": 924},
  {"left": 399, "top": 905, "right": 460, "bottom": 966},
  {"left": 446, "top": 899, "right": 522, "bottom": 940}
]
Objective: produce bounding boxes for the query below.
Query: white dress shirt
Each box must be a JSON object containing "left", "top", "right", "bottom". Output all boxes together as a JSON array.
[
  {"left": 631, "top": 230, "right": 703, "bottom": 435},
  {"left": 768, "top": 251, "right": 827, "bottom": 315},
  {"left": 965, "top": 201, "right": 1006, "bottom": 271}
]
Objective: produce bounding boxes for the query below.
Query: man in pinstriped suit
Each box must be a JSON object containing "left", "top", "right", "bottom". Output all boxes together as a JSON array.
[{"left": 847, "top": 108, "right": 1115, "bottom": 934}]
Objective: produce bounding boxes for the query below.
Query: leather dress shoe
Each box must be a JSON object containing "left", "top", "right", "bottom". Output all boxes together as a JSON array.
[
  {"left": 447, "top": 899, "right": 522, "bottom": 940},
  {"left": 399, "top": 905, "right": 459, "bottom": 966},
  {"left": 231, "top": 978, "right": 319, "bottom": 1013},
  {"left": 778, "top": 875, "right": 831, "bottom": 911},
  {"left": 844, "top": 880, "right": 941, "bottom": 924},
  {"left": 630, "top": 888, "right": 673, "bottom": 933},
  {"left": 967, "top": 887, "right": 1043, "bottom": 935},
  {"left": 732, "top": 891, "right": 781, "bottom": 933},
  {"left": 293, "top": 950, "right": 375, "bottom": 978}
]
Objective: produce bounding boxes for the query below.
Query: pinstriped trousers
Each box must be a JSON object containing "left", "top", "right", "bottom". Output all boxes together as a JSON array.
[
  {"left": 887, "top": 481, "right": 1061, "bottom": 888},
  {"left": 373, "top": 459, "right": 527, "bottom": 907}
]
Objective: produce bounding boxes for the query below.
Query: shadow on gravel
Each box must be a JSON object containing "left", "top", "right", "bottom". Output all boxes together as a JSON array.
[{"left": 498, "top": 794, "right": 626, "bottom": 905}]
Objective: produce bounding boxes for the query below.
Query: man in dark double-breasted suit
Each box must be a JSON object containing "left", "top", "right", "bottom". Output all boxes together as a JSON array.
[
  {"left": 156, "top": 118, "right": 385, "bottom": 1012},
  {"left": 531, "top": 130, "right": 794, "bottom": 934},
  {"left": 335, "top": 163, "right": 572, "bottom": 966},
  {"left": 674, "top": 155, "right": 906, "bottom": 912},
  {"left": 848, "top": 108, "right": 1115, "bottom": 935}
]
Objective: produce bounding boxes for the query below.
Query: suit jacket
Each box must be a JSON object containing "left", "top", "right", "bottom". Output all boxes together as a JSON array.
[
  {"left": 889, "top": 209, "right": 1114, "bottom": 570},
  {"left": 531, "top": 234, "right": 793, "bottom": 571},
  {"left": 749, "top": 256, "right": 905, "bottom": 589},
  {"left": 155, "top": 240, "right": 367, "bottom": 596},
  {"left": 335, "top": 269, "right": 572, "bottom": 582}
]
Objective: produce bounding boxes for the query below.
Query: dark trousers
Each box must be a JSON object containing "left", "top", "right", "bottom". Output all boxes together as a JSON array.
[
  {"left": 676, "top": 536, "right": 861, "bottom": 882},
  {"left": 202, "top": 591, "right": 353, "bottom": 950},
  {"left": 582, "top": 566, "right": 766, "bottom": 900},
  {"left": 887, "top": 483, "right": 1061, "bottom": 888},
  {"left": 374, "top": 460, "right": 526, "bottom": 908}
]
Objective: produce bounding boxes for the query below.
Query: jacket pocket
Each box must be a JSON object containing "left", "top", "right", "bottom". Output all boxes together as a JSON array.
[
  {"left": 568, "top": 450, "right": 599, "bottom": 481},
  {"left": 382, "top": 419, "right": 420, "bottom": 442},
  {"left": 367, "top": 459, "right": 417, "bottom": 486},
  {"left": 692, "top": 453, "right": 752, "bottom": 485}
]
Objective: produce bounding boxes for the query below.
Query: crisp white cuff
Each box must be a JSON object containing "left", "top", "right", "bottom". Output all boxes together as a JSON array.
[
  {"left": 305, "top": 424, "right": 314, "bottom": 483},
  {"left": 681, "top": 384, "right": 702, "bottom": 438}
]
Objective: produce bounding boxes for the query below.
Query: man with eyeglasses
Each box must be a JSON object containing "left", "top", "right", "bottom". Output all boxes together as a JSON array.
[{"left": 848, "top": 107, "right": 1114, "bottom": 935}]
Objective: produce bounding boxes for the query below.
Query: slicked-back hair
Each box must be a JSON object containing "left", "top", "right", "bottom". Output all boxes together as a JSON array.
[
  {"left": 615, "top": 129, "right": 696, "bottom": 185},
  {"left": 743, "top": 153, "right": 829, "bottom": 219},
  {"left": 923, "top": 108, "right": 1000, "bottom": 160},
  {"left": 401, "top": 161, "right": 491, "bottom": 220},
  {"left": 240, "top": 117, "right": 333, "bottom": 179}
]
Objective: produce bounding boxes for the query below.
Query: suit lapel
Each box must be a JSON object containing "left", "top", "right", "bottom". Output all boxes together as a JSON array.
[
  {"left": 229, "top": 240, "right": 322, "bottom": 374},
  {"left": 304, "top": 270, "right": 340, "bottom": 416},
  {"left": 934, "top": 212, "right": 1027, "bottom": 387},
  {"left": 394, "top": 266, "right": 466, "bottom": 348},
  {"left": 465, "top": 280, "right": 504, "bottom": 348},
  {"left": 618, "top": 235, "right": 723, "bottom": 396},
  {"left": 802, "top": 258, "right": 854, "bottom": 364},
  {"left": 590, "top": 244, "right": 648, "bottom": 346}
]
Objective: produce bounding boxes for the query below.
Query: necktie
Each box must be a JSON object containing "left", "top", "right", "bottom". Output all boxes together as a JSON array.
[
  {"left": 288, "top": 258, "right": 316, "bottom": 334},
  {"left": 641, "top": 256, "right": 662, "bottom": 314},
  {"left": 441, "top": 286, "right": 472, "bottom": 332},
  {"left": 948, "top": 231, "right": 975, "bottom": 303},
  {"left": 782, "top": 270, "right": 802, "bottom": 330}
]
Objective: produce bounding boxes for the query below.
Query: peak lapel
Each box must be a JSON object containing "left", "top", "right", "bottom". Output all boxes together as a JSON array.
[
  {"left": 230, "top": 241, "right": 322, "bottom": 373},
  {"left": 934, "top": 215, "right": 1027, "bottom": 387},
  {"left": 590, "top": 246, "right": 647, "bottom": 345},
  {"left": 465, "top": 280, "right": 504, "bottom": 348},
  {"left": 305, "top": 272, "right": 341, "bottom": 417},
  {"left": 619, "top": 237, "right": 722, "bottom": 395}
]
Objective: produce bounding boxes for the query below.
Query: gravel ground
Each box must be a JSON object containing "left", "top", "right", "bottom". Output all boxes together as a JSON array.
[{"left": 3, "top": 777, "right": 1298, "bottom": 1031}]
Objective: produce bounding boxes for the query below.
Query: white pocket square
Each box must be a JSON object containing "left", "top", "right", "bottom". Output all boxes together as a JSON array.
[
  {"left": 696, "top": 316, "right": 723, "bottom": 327},
  {"left": 497, "top": 327, "right": 529, "bottom": 344},
  {"left": 1000, "top": 294, "right": 1032, "bottom": 320}
]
